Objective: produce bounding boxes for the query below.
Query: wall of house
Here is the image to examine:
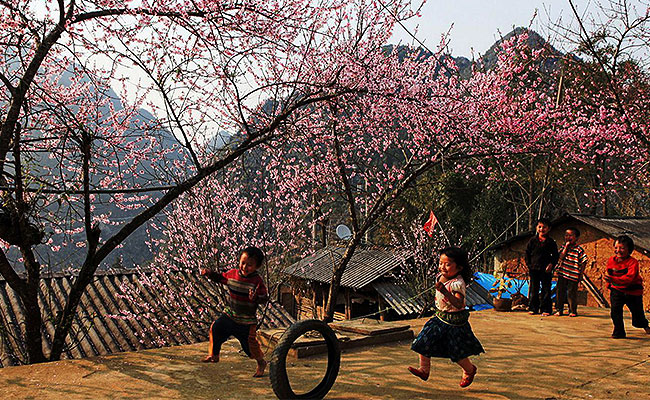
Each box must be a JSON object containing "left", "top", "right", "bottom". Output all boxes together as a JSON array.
[
  {"left": 282, "top": 281, "right": 384, "bottom": 321},
  {"left": 280, "top": 283, "right": 324, "bottom": 320},
  {"left": 493, "top": 221, "right": 650, "bottom": 311},
  {"left": 281, "top": 282, "right": 343, "bottom": 320}
]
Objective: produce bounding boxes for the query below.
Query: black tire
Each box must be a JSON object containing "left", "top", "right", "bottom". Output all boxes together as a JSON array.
[{"left": 269, "top": 319, "right": 341, "bottom": 399}]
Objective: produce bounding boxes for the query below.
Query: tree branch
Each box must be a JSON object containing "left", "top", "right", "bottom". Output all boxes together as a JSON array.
[{"left": 0, "top": 250, "right": 26, "bottom": 294}]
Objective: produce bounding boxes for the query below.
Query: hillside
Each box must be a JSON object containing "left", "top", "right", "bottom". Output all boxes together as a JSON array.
[{"left": 384, "top": 27, "right": 561, "bottom": 78}]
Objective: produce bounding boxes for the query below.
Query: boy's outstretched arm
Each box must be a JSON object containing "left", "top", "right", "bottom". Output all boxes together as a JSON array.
[{"left": 200, "top": 268, "right": 226, "bottom": 284}]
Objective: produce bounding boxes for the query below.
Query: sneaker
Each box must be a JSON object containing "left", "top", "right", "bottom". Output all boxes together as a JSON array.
[
  {"left": 541, "top": 312, "right": 550, "bottom": 316},
  {"left": 611, "top": 333, "right": 626, "bottom": 339},
  {"left": 568, "top": 313, "right": 577, "bottom": 317},
  {"left": 553, "top": 311, "right": 563, "bottom": 316},
  {"left": 528, "top": 311, "right": 538, "bottom": 315}
]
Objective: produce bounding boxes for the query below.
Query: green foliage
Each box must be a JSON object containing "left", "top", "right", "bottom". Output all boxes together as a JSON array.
[{"left": 384, "top": 168, "right": 512, "bottom": 270}]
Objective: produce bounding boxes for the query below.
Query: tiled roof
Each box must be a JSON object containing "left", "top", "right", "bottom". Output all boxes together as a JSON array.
[
  {"left": 570, "top": 215, "right": 650, "bottom": 253},
  {"left": 489, "top": 214, "right": 650, "bottom": 253},
  {"left": 283, "top": 245, "right": 407, "bottom": 289},
  {"left": 0, "top": 269, "right": 294, "bottom": 367}
]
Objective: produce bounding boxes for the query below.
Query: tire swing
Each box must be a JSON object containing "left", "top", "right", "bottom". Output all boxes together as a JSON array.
[{"left": 269, "top": 319, "right": 341, "bottom": 399}]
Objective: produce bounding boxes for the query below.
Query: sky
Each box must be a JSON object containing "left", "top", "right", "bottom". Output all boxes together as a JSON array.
[{"left": 389, "top": 0, "right": 580, "bottom": 57}]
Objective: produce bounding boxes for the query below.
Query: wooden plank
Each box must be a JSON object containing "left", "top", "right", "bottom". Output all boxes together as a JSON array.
[
  {"left": 258, "top": 328, "right": 349, "bottom": 349},
  {"left": 258, "top": 320, "right": 413, "bottom": 359},
  {"left": 582, "top": 274, "right": 609, "bottom": 308},
  {"left": 332, "top": 312, "right": 346, "bottom": 321},
  {"left": 340, "top": 329, "right": 413, "bottom": 350},
  {"left": 287, "top": 329, "right": 414, "bottom": 359},
  {"left": 329, "top": 320, "right": 410, "bottom": 336}
]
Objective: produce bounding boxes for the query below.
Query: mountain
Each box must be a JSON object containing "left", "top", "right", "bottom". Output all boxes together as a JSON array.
[
  {"left": 384, "top": 27, "right": 562, "bottom": 78},
  {"left": 477, "top": 27, "right": 562, "bottom": 73}
]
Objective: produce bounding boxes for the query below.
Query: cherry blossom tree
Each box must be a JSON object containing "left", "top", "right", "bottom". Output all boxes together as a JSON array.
[
  {"left": 549, "top": 0, "right": 650, "bottom": 213},
  {"left": 111, "top": 6, "right": 650, "bottom": 339},
  {"left": 147, "top": 31, "right": 577, "bottom": 323},
  {"left": 0, "top": 0, "right": 420, "bottom": 364}
]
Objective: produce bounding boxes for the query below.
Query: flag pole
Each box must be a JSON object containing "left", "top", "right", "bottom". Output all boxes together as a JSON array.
[
  {"left": 438, "top": 223, "right": 451, "bottom": 246},
  {"left": 423, "top": 210, "right": 451, "bottom": 246}
]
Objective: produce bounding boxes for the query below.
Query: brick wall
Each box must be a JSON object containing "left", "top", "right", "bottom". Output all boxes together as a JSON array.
[{"left": 493, "top": 222, "right": 650, "bottom": 310}]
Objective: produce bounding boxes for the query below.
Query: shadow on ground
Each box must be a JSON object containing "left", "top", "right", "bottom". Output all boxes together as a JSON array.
[{"left": 1, "top": 307, "right": 649, "bottom": 399}]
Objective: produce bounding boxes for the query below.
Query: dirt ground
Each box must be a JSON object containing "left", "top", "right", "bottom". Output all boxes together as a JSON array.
[{"left": 1, "top": 306, "right": 649, "bottom": 399}]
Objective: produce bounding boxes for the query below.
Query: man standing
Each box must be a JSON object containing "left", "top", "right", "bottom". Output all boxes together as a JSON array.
[{"left": 525, "top": 218, "right": 559, "bottom": 316}]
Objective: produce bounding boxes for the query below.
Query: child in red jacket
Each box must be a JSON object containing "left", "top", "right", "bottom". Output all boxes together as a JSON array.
[{"left": 604, "top": 235, "right": 650, "bottom": 339}]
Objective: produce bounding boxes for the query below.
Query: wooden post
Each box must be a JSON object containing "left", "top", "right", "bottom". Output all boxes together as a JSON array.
[
  {"left": 378, "top": 295, "right": 386, "bottom": 321},
  {"left": 345, "top": 288, "right": 352, "bottom": 319},
  {"left": 312, "top": 284, "right": 318, "bottom": 319}
]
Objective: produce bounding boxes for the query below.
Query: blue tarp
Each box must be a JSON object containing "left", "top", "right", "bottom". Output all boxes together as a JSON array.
[
  {"left": 471, "top": 271, "right": 557, "bottom": 311},
  {"left": 472, "top": 303, "right": 494, "bottom": 311},
  {"left": 474, "top": 271, "right": 525, "bottom": 299}
]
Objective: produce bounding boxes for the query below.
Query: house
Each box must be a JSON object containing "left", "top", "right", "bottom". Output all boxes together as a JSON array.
[
  {"left": 0, "top": 268, "right": 294, "bottom": 367},
  {"left": 490, "top": 214, "right": 650, "bottom": 310},
  {"left": 280, "top": 245, "right": 492, "bottom": 321}
]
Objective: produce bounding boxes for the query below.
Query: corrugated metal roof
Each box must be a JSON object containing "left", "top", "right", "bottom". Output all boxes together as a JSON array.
[
  {"left": 571, "top": 215, "right": 650, "bottom": 253},
  {"left": 283, "top": 246, "right": 407, "bottom": 289},
  {"left": 0, "top": 269, "right": 294, "bottom": 368},
  {"left": 372, "top": 281, "right": 426, "bottom": 315},
  {"left": 466, "top": 280, "right": 494, "bottom": 307},
  {"left": 372, "top": 279, "right": 493, "bottom": 316}
]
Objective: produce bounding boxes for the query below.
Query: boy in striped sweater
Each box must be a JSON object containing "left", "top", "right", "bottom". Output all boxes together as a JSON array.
[
  {"left": 554, "top": 227, "right": 588, "bottom": 317},
  {"left": 605, "top": 235, "right": 650, "bottom": 339},
  {"left": 200, "top": 246, "right": 269, "bottom": 377}
]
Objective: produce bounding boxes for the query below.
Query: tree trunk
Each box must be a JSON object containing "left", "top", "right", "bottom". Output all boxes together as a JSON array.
[
  {"left": 20, "top": 232, "right": 46, "bottom": 363},
  {"left": 323, "top": 239, "right": 360, "bottom": 322},
  {"left": 22, "top": 286, "right": 46, "bottom": 363},
  {"left": 323, "top": 160, "right": 436, "bottom": 322},
  {"left": 49, "top": 258, "right": 99, "bottom": 361}
]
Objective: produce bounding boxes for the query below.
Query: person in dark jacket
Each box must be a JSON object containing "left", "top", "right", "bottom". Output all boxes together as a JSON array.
[{"left": 525, "top": 218, "right": 559, "bottom": 316}]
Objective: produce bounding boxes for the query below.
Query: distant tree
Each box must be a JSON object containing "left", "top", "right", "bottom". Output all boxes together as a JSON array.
[{"left": 552, "top": 0, "right": 650, "bottom": 204}]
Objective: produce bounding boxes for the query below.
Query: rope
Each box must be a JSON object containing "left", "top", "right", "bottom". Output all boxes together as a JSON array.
[{"left": 262, "top": 329, "right": 286, "bottom": 354}]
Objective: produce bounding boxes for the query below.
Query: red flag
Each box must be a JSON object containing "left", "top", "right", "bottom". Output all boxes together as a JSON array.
[{"left": 423, "top": 211, "right": 438, "bottom": 236}]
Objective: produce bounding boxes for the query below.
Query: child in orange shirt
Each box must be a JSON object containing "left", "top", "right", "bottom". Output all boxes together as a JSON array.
[{"left": 604, "top": 235, "right": 650, "bottom": 339}]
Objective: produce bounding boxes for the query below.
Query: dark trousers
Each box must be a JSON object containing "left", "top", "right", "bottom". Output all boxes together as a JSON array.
[
  {"left": 555, "top": 276, "right": 579, "bottom": 315},
  {"left": 528, "top": 269, "right": 553, "bottom": 314},
  {"left": 610, "top": 289, "right": 649, "bottom": 338},
  {"left": 210, "top": 314, "right": 263, "bottom": 359}
]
